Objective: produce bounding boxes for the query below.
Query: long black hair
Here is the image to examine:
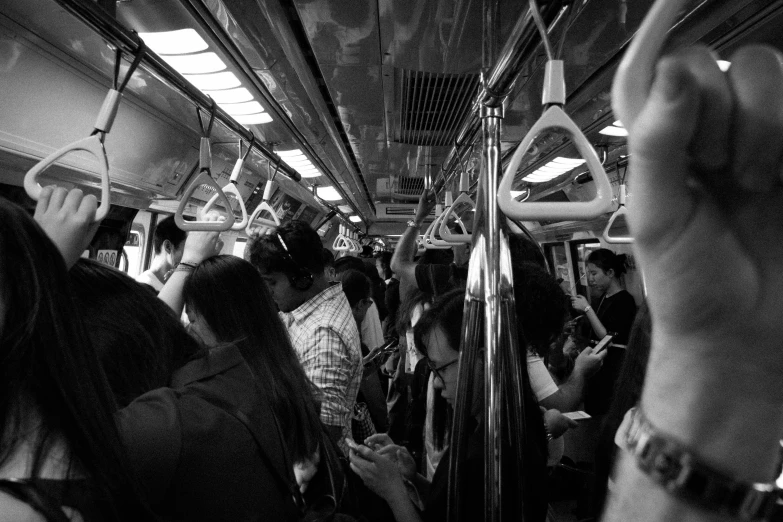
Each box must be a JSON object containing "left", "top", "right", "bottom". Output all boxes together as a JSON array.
[
  {"left": 182, "top": 255, "right": 322, "bottom": 463},
  {"left": 69, "top": 259, "right": 203, "bottom": 408},
  {"left": 0, "top": 197, "right": 153, "bottom": 520}
]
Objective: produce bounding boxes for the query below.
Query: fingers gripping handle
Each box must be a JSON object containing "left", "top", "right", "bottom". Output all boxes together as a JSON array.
[
  {"left": 497, "top": 106, "right": 613, "bottom": 221},
  {"left": 24, "top": 135, "right": 111, "bottom": 222},
  {"left": 203, "top": 182, "right": 249, "bottom": 231},
  {"left": 175, "top": 171, "right": 235, "bottom": 232},
  {"left": 612, "top": 0, "right": 687, "bottom": 128},
  {"left": 439, "top": 192, "right": 474, "bottom": 244}
]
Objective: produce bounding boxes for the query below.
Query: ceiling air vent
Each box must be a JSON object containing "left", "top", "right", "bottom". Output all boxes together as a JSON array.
[
  {"left": 391, "top": 175, "right": 425, "bottom": 201},
  {"left": 393, "top": 69, "right": 479, "bottom": 147}
]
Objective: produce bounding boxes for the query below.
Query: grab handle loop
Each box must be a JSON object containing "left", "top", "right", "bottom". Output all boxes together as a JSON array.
[
  {"left": 176, "top": 100, "right": 235, "bottom": 232},
  {"left": 602, "top": 184, "right": 633, "bottom": 244},
  {"left": 423, "top": 204, "right": 452, "bottom": 250},
  {"left": 203, "top": 135, "right": 255, "bottom": 231},
  {"left": 440, "top": 172, "right": 475, "bottom": 243},
  {"left": 333, "top": 225, "right": 350, "bottom": 251},
  {"left": 498, "top": 60, "right": 613, "bottom": 220},
  {"left": 612, "top": 0, "right": 687, "bottom": 129},
  {"left": 246, "top": 159, "right": 282, "bottom": 236},
  {"left": 24, "top": 41, "right": 146, "bottom": 222}
]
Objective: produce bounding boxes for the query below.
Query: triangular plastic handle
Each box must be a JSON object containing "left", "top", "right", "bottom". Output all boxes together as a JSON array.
[
  {"left": 602, "top": 185, "right": 633, "bottom": 244},
  {"left": 333, "top": 225, "right": 350, "bottom": 251},
  {"left": 175, "top": 170, "right": 235, "bottom": 232},
  {"left": 204, "top": 181, "right": 249, "bottom": 231},
  {"left": 439, "top": 192, "right": 474, "bottom": 244},
  {"left": 246, "top": 202, "right": 280, "bottom": 235},
  {"left": 422, "top": 211, "right": 452, "bottom": 250},
  {"left": 24, "top": 134, "right": 111, "bottom": 222},
  {"left": 498, "top": 106, "right": 612, "bottom": 221},
  {"left": 612, "top": 0, "right": 687, "bottom": 128}
]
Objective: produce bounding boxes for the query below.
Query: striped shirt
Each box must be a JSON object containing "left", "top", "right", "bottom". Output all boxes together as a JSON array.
[{"left": 280, "top": 283, "right": 362, "bottom": 455}]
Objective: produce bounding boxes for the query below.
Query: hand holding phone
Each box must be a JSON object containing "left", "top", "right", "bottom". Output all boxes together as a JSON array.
[
  {"left": 593, "top": 334, "right": 613, "bottom": 354},
  {"left": 563, "top": 411, "right": 592, "bottom": 422}
]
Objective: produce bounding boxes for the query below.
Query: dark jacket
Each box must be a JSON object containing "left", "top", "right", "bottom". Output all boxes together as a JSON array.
[{"left": 118, "top": 345, "right": 298, "bottom": 522}]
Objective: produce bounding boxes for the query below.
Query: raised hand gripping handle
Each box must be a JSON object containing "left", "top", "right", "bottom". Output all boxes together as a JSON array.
[
  {"left": 204, "top": 182, "right": 249, "bottom": 231},
  {"left": 24, "top": 134, "right": 111, "bottom": 222},
  {"left": 422, "top": 205, "right": 452, "bottom": 250},
  {"left": 612, "top": 0, "right": 688, "bottom": 128},
  {"left": 439, "top": 191, "right": 474, "bottom": 244},
  {"left": 497, "top": 106, "right": 613, "bottom": 221},
  {"left": 602, "top": 184, "right": 633, "bottom": 244},
  {"left": 245, "top": 178, "right": 281, "bottom": 235},
  {"left": 175, "top": 170, "right": 235, "bottom": 232}
]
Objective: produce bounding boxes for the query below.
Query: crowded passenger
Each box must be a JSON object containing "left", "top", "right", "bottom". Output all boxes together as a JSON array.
[
  {"left": 135, "top": 215, "right": 186, "bottom": 294},
  {"left": 0, "top": 189, "right": 154, "bottom": 521},
  {"left": 334, "top": 255, "right": 385, "bottom": 355},
  {"left": 375, "top": 251, "right": 401, "bottom": 340},
  {"left": 245, "top": 221, "right": 363, "bottom": 454}
]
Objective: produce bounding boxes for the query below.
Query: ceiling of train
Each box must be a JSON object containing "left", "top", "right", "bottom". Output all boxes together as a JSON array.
[{"left": 3, "top": 0, "right": 783, "bottom": 238}]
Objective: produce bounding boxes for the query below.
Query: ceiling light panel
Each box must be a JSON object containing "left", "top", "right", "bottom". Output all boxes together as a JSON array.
[
  {"left": 299, "top": 170, "right": 322, "bottom": 178},
  {"left": 220, "top": 101, "right": 265, "bottom": 116},
  {"left": 277, "top": 149, "right": 304, "bottom": 157},
  {"left": 349, "top": 216, "right": 362, "bottom": 222},
  {"left": 184, "top": 71, "right": 241, "bottom": 90},
  {"left": 233, "top": 113, "right": 273, "bottom": 125},
  {"left": 139, "top": 29, "right": 208, "bottom": 55},
  {"left": 317, "top": 186, "right": 342, "bottom": 201},
  {"left": 338, "top": 205, "right": 353, "bottom": 213},
  {"left": 161, "top": 53, "right": 226, "bottom": 74},
  {"left": 203, "top": 87, "right": 253, "bottom": 104},
  {"left": 599, "top": 126, "right": 629, "bottom": 137}
]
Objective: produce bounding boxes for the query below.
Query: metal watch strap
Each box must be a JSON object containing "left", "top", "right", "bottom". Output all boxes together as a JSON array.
[
  {"left": 621, "top": 407, "right": 783, "bottom": 521},
  {"left": 407, "top": 219, "right": 420, "bottom": 228}
]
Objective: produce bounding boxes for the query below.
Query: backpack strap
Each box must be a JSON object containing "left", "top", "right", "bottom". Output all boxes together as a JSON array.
[{"left": 0, "top": 479, "right": 71, "bottom": 522}]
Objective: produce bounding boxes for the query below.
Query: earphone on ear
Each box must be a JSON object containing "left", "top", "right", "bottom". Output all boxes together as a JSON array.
[{"left": 274, "top": 232, "right": 314, "bottom": 291}]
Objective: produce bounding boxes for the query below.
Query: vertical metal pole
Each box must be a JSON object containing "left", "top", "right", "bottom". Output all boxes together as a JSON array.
[{"left": 482, "top": 101, "right": 504, "bottom": 522}]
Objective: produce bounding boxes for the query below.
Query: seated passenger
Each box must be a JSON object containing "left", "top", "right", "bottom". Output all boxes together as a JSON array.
[
  {"left": 135, "top": 215, "right": 186, "bottom": 293},
  {"left": 245, "top": 221, "right": 363, "bottom": 455},
  {"left": 0, "top": 189, "right": 153, "bottom": 521}
]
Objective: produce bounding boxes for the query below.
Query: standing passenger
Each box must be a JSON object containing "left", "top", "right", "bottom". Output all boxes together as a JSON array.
[
  {"left": 246, "top": 221, "right": 362, "bottom": 454},
  {"left": 135, "top": 215, "right": 186, "bottom": 293}
]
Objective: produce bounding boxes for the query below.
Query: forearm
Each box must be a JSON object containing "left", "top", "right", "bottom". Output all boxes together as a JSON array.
[
  {"left": 602, "top": 334, "right": 783, "bottom": 521},
  {"left": 543, "top": 372, "right": 586, "bottom": 412},
  {"left": 385, "top": 487, "right": 425, "bottom": 522},
  {"left": 410, "top": 472, "right": 431, "bottom": 500},
  {"left": 391, "top": 225, "right": 419, "bottom": 276},
  {"left": 158, "top": 270, "right": 189, "bottom": 316},
  {"left": 585, "top": 308, "right": 607, "bottom": 338}
]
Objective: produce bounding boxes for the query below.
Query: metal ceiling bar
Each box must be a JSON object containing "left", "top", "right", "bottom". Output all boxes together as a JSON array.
[
  {"left": 177, "top": 0, "right": 366, "bottom": 226},
  {"left": 433, "top": 0, "right": 564, "bottom": 195},
  {"left": 51, "top": 0, "right": 303, "bottom": 184}
]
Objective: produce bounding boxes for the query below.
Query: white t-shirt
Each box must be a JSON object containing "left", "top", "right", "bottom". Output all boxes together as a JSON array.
[
  {"left": 526, "top": 352, "right": 559, "bottom": 401},
  {"left": 360, "top": 301, "right": 384, "bottom": 351},
  {"left": 136, "top": 270, "right": 164, "bottom": 292}
]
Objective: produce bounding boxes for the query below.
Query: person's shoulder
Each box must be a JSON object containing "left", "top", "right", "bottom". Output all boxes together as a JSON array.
[
  {"left": 616, "top": 290, "right": 637, "bottom": 306},
  {"left": 0, "top": 491, "right": 48, "bottom": 522}
]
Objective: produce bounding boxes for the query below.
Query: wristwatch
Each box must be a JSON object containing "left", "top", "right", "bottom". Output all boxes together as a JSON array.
[{"left": 406, "top": 219, "right": 421, "bottom": 228}]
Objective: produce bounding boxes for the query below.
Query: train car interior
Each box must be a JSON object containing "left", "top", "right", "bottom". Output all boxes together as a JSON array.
[{"left": 2, "top": 0, "right": 783, "bottom": 520}]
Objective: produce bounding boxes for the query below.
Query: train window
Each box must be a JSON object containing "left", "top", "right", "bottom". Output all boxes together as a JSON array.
[
  {"left": 232, "top": 238, "right": 247, "bottom": 259},
  {"left": 544, "top": 243, "right": 571, "bottom": 291},
  {"left": 569, "top": 240, "right": 601, "bottom": 298},
  {"left": 123, "top": 227, "right": 144, "bottom": 277}
]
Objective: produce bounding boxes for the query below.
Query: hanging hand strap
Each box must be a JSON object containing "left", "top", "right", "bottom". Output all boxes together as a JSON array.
[
  {"left": 422, "top": 204, "right": 452, "bottom": 249},
  {"left": 497, "top": 61, "right": 613, "bottom": 220},
  {"left": 176, "top": 99, "right": 235, "bottom": 232},
  {"left": 246, "top": 159, "right": 282, "bottom": 236},
  {"left": 204, "top": 135, "right": 255, "bottom": 231},
  {"left": 439, "top": 183, "right": 474, "bottom": 244},
  {"left": 602, "top": 184, "right": 633, "bottom": 243},
  {"left": 24, "top": 41, "right": 146, "bottom": 222},
  {"left": 612, "top": 0, "right": 687, "bottom": 128},
  {"left": 332, "top": 225, "right": 351, "bottom": 251}
]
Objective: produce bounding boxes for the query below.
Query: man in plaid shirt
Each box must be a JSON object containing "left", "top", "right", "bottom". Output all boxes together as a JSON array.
[{"left": 246, "top": 220, "right": 362, "bottom": 455}]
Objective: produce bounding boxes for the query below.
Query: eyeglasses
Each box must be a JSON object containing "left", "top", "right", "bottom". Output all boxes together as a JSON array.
[{"left": 426, "top": 357, "right": 459, "bottom": 384}]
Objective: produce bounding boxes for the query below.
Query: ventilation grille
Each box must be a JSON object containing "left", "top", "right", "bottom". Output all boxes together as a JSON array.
[
  {"left": 394, "top": 69, "right": 479, "bottom": 146},
  {"left": 391, "top": 176, "right": 426, "bottom": 200}
]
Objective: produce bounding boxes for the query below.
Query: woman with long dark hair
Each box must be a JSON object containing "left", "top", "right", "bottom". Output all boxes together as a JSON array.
[
  {"left": 182, "top": 255, "right": 323, "bottom": 467},
  {"left": 0, "top": 191, "right": 153, "bottom": 521}
]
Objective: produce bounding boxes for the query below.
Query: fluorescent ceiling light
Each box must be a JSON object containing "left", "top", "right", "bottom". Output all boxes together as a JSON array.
[
  {"left": 613, "top": 120, "right": 624, "bottom": 128},
  {"left": 551, "top": 157, "right": 586, "bottom": 166},
  {"left": 338, "top": 205, "right": 352, "bottom": 213},
  {"left": 349, "top": 216, "right": 362, "bottom": 223},
  {"left": 221, "top": 101, "right": 265, "bottom": 116},
  {"left": 282, "top": 158, "right": 313, "bottom": 167},
  {"left": 162, "top": 53, "right": 226, "bottom": 74},
  {"left": 299, "top": 170, "right": 322, "bottom": 178},
  {"left": 203, "top": 87, "right": 253, "bottom": 104},
  {"left": 138, "top": 29, "right": 208, "bottom": 55},
  {"left": 599, "top": 125, "right": 629, "bottom": 137},
  {"left": 316, "top": 186, "right": 342, "bottom": 201},
  {"left": 277, "top": 149, "right": 304, "bottom": 157},
  {"left": 184, "top": 71, "right": 241, "bottom": 90},
  {"left": 233, "top": 113, "right": 273, "bottom": 125},
  {"left": 717, "top": 60, "right": 731, "bottom": 72}
]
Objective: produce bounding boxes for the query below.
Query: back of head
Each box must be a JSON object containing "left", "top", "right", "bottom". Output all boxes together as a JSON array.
[
  {"left": 333, "top": 255, "right": 366, "bottom": 276},
  {"left": 245, "top": 220, "right": 325, "bottom": 278},
  {"left": 0, "top": 196, "right": 151, "bottom": 520},
  {"left": 69, "top": 259, "right": 202, "bottom": 408},
  {"left": 413, "top": 289, "right": 465, "bottom": 356},
  {"left": 153, "top": 215, "right": 187, "bottom": 254},
  {"left": 512, "top": 262, "right": 568, "bottom": 357},
  {"left": 335, "top": 269, "right": 370, "bottom": 308},
  {"left": 374, "top": 251, "right": 392, "bottom": 271},
  {"left": 587, "top": 248, "right": 628, "bottom": 277},
  {"left": 322, "top": 248, "right": 335, "bottom": 270},
  {"left": 182, "top": 255, "right": 321, "bottom": 463},
  {"left": 508, "top": 233, "right": 548, "bottom": 271},
  {"left": 417, "top": 248, "right": 454, "bottom": 266}
]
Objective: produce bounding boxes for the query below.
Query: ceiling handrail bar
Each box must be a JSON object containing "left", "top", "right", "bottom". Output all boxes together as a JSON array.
[
  {"left": 24, "top": 41, "right": 146, "bottom": 222},
  {"left": 175, "top": 100, "right": 235, "bottom": 232},
  {"left": 603, "top": 184, "right": 633, "bottom": 244},
  {"left": 203, "top": 134, "right": 255, "bottom": 231},
  {"left": 246, "top": 159, "right": 282, "bottom": 236}
]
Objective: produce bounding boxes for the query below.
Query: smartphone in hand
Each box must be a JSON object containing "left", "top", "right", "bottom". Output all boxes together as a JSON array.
[
  {"left": 563, "top": 411, "right": 592, "bottom": 422},
  {"left": 593, "top": 334, "right": 613, "bottom": 354}
]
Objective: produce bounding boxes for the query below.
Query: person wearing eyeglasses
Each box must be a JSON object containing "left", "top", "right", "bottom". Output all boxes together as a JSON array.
[{"left": 244, "top": 220, "right": 363, "bottom": 456}]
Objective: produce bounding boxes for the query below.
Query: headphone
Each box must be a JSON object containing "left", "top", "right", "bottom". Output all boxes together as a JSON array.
[{"left": 274, "top": 232, "right": 314, "bottom": 291}]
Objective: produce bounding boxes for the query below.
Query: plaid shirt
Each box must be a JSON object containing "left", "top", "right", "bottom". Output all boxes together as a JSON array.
[{"left": 280, "top": 283, "right": 362, "bottom": 454}]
